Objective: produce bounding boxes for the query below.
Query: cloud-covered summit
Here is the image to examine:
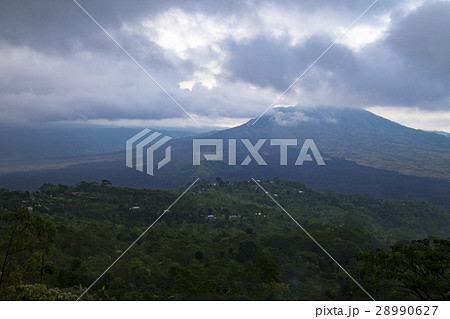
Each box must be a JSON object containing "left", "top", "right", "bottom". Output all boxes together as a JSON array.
[{"left": 0, "top": 0, "right": 449, "bottom": 129}]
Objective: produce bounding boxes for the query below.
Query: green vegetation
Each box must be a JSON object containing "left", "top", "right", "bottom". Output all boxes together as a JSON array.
[
  {"left": 0, "top": 178, "right": 448, "bottom": 300},
  {"left": 354, "top": 239, "right": 449, "bottom": 300}
]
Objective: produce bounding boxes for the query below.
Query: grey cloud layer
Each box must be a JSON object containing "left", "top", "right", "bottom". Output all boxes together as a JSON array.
[
  {"left": 227, "top": 1, "right": 450, "bottom": 109},
  {"left": 0, "top": 0, "right": 449, "bottom": 125}
]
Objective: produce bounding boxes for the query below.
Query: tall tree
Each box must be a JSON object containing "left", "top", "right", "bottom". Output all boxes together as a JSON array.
[
  {"left": 0, "top": 207, "right": 56, "bottom": 288},
  {"left": 353, "top": 239, "right": 449, "bottom": 300}
]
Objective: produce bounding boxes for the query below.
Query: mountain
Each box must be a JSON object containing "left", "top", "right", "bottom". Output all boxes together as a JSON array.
[
  {"left": 429, "top": 131, "right": 450, "bottom": 138},
  {"left": 1, "top": 107, "right": 450, "bottom": 211},
  {"left": 0, "top": 126, "right": 198, "bottom": 163},
  {"left": 0, "top": 126, "right": 198, "bottom": 175},
  {"left": 202, "top": 107, "right": 450, "bottom": 180}
]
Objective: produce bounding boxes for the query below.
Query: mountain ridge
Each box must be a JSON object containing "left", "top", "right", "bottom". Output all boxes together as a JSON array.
[{"left": 1, "top": 107, "right": 449, "bottom": 211}]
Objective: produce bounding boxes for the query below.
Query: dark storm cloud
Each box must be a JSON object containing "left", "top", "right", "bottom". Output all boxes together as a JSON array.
[
  {"left": 386, "top": 1, "right": 450, "bottom": 80},
  {"left": 0, "top": 0, "right": 249, "bottom": 54},
  {"left": 343, "top": 43, "right": 449, "bottom": 108},
  {"left": 0, "top": 0, "right": 449, "bottom": 125},
  {"left": 227, "top": 36, "right": 304, "bottom": 91},
  {"left": 0, "top": 0, "right": 388, "bottom": 55},
  {"left": 226, "top": 1, "right": 450, "bottom": 110},
  {"left": 227, "top": 36, "right": 358, "bottom": 91},
  {"left": 343, "top": 1, "right": 450, "bottom": 108},
  {"left": 256, "top": 0, "right": 395, "bottom": 15}
]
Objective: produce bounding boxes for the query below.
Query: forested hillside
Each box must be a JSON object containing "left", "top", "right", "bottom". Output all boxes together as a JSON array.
[{"left": 0, "top": 179, "right": 448, "bottom": 300}]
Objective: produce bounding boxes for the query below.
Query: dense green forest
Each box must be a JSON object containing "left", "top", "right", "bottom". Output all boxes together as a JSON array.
[{"left": 0, "top": 178, "right": 448, "bottom": 300}]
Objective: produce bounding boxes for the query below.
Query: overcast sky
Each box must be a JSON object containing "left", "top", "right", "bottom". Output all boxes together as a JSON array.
[{"left": 0, "top": 0, "right": 449, "bottom": 131}]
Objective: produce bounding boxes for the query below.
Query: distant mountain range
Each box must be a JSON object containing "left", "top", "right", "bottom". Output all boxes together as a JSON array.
[
  {"left": 0, "top": 126, "right": 198, "bottom": 162},
  {"left": 429, "top": 131, "right": 450, "bottom": 138},
  {"left": 1, "top": 107, "right": 450, "bottom": 211}
]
